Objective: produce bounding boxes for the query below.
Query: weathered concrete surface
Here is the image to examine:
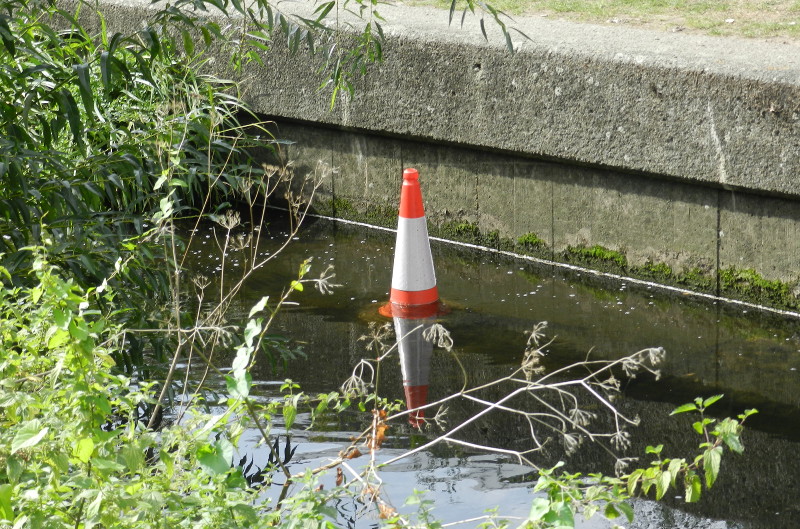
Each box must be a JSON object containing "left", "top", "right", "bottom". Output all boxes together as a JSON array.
[
  {"left": 81, "top": 0, "right": 800, "bottom": 197},
  {"left": 242, "top": 3, "right": 800, "bottom": 197},
  {"left": 66, "top": 0, "right": 800, "bottom": 304}
]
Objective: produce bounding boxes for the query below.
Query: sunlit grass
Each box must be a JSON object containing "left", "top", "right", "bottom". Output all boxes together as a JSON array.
[{"left": 402, "top": 0, "right": 800, "bottom": 39}]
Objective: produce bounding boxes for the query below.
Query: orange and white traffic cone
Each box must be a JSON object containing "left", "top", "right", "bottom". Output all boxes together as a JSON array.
[
  {"left": 379, "top": 168, "right": 445, "bottom": 320},
  {"left": 379, "top": 168, "right": 446, "bottom": 426}
]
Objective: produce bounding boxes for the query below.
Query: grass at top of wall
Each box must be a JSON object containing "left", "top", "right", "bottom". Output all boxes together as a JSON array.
[{"left": 403, "top": 0, "right": 800, "bottom": 39}]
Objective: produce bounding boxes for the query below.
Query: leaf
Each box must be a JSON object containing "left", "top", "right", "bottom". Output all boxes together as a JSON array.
[
  {"left": 0, "top": 484, "right": 12, "bottom": 521},
  {"left": 69, "top": 319, "right": 90, "bottom": 341},
  {"left": 656, "top": 469, "right": 671, "bottom": 500},
  {"left": 120, "top": 442, "right": 144, "bottom": 473},
  {"left": 231, "top": 346, "right": 250, "bottom": 375},
  {"left": 243, "top": 318, "right": 262, "bottom": 348},
  {"left": 604, "top": 503, "right": 619, "bottom": 520},
  {"left": 314, "top": 1, "right": 335, "bottom": 20},
  {"left": 721, "top": 432, "right": 744, "bottom": 454},
  {"left": 200, "top": 26, "right": 213, "bottom": 46},
  {"left": 290, "top": 280, "right": 303, "bottom": 292},
  {"left": 744, "top": 408, "right": 758, "bottom": 418},
  {"left": 283, "top": 404, "right": 297, "bottom": 430},
  {"left": 99, "top": 10, "right": 109, "bottom": 47},
  {"left": 86, "top": 490, "right": 103, "bottom": 518},
  {"left": 74, "top": 437, "right": 94, "bottom": 463},
  {"left": 667, "top": 458, "right": 683, "bottom": 487},
  {"left": 544, "top": 501, "right": 574, "bottom": 528},
  {"left": 341, "top": 447, "right": 362, "bottom": 459},
  {"left": 196, "top": 414, "right": 224, "bottom": 439},
  {"left": 685, "top": 471, "right": 702, "bottom": 502},
  {"left": 626, "top": 468, "right": 643, "bottom": 495},
  {"left": 154, "top": 174, "right": 168, "bottom": 191},
  {"left": 74, "top": 63, "right": 95, "bottom": 117},
  {"left": 703, "top": 394, "right": 724, "bottom": 408},
  {"left": 617, "top": 502, "right": 634, "bottom": 523},
  {"left": 504, "top": 30, "right": 514, "bottom": 53},
  {"left": 225, "top": 372, "right": 251, "bottom": 399},
  {"left": 53, "top": 307, "right": 70, "bottom": 329},
  {"left": 181, "top": 29, "right": 195, "bottom": 56},
  {"left": 48, "top": 328, "right": 70, "bottom": 349},
  {"left": 12, "top": 421, "right": 49, "bottom": 453},
  {"left": 528, "top": 497, "right": 549, "bottom": 521},
  {"left": 55, "top": 89, "right": 84, "bottom": 149},
  {"left": 197, "top": 442, "right": 231, "bottom": 476},
  {"left": 6, "top": 456, "right": 22, "bottom": 483},
  {"left": 91, "top": 458, "right": 125, "bottom": 472},
  {"left": 703, "top": 446, "right": 722, "bottom": 488},
  {"left": 248, "top": 296, "right": 269, "bottom": 318},
  {"left": 0, "top": 16, "right": 15, "bottom": 56},
  {"left": 670, "top": 403, "right": 697, "bottom": 415},
  {"left": 645, "top": 444, "right": 663, "bottom": 455},
  {"left": 167, "top": 178, "right": 188, "bottom": 189}
]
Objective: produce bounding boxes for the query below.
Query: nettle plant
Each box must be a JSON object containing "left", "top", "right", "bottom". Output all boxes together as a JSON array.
[{"left": 0, "top": 258, "right": 268, "bottom": 527}]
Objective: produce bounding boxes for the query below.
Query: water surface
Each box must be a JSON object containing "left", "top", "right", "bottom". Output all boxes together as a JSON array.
[{"left": 187, "top": 216, "right": 800, "bottom": 529}]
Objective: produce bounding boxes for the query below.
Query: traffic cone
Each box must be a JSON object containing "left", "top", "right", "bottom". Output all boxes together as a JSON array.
[
  {"left": 379, "top": 168, "right": 446, "bottom": 426},
  {"left": 379, "top": 168, "right": 446, "bottom": 319},
  {"left": 394, "top": 316, "right": 434, "bottom": 427}
]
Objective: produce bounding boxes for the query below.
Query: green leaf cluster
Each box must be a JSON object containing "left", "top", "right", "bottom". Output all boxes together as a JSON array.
[
  {"left": 519, "top": 395, "right": 755, "bottom": 528},
  {"left": 0, "top": 260, "right": 284, "bottom": 528},
  {"left": 0, "top": 0, "right": 285, "bottom": 370}
]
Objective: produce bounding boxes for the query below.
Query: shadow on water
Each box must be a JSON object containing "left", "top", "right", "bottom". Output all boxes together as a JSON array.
[{"left": 187, "top": 216, "right": 800, "bottom": 529}]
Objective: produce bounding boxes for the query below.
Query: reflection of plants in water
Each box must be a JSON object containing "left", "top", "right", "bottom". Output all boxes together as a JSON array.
[{"left": 239, "top": 320, "right": 753, "bottom": 528}]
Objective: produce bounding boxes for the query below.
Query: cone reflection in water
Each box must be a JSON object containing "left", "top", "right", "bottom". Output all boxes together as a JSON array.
[{"left": 393, "top": 317, "right": 433, "bottom": 427}]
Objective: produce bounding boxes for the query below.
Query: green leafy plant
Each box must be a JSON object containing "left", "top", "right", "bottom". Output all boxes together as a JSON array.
[{"left": 526, "top": 395, "right": 755, "bottom": 528}]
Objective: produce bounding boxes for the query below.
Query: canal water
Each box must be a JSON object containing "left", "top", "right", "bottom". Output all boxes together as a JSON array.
[{"left": 186, "top": 215, "right": 800, "bottom": 529}]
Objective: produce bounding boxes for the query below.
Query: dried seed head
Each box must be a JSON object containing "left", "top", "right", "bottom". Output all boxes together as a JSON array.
[
  {"left": 214, "top": 210, "right": 241, "bottom": 230},
  {"left": 422, "top": 323, "right": 453, "bottom": 352},
  {"left": 525, "top": 321, "right": 548, "bottom": 348},
  {"left": 192, "top": 274, "right": 210, "bottom": 290}
]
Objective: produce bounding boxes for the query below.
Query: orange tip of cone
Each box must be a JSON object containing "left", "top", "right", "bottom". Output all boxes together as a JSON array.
[
  {"left": 399, "top": 169, "right": 425, "bottom": 219},
  {"left": 404, "top": 384, "right": 429, "bottom": 427},
  {"left": 403, "top": 168, "right": 419, "bottom": 181}
]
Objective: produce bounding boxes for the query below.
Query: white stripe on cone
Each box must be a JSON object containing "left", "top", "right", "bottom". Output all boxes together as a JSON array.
[{"left": 392, "top": 216, "right": 437, "bottom": 293}]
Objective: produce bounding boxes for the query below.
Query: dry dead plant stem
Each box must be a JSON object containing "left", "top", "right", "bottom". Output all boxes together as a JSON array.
[{"left": 339, "top": 322, "right": 665, "bottom": 486}]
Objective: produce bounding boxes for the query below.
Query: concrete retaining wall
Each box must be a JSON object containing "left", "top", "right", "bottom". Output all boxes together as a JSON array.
[
  {"left": 242, "top": 3, "right": 800, "bottom": 196},
  {"left": 72, "top": 0, "right": 800, "bottom": 308},
  {"left": 275, "top": 119, "right": 800, "bottom": 309}
]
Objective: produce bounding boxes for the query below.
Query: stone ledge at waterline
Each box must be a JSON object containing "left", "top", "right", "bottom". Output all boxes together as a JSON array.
[{"left": 68, "top": 0, "right": 800, "bottom": 309}]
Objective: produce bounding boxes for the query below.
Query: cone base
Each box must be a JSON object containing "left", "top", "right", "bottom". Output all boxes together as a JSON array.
[
  {"left": 389, "top": 286, "right": 439, "bottom": 306},
  {"left": 378, "top": 300, "right": 449, "bottom": 319}
]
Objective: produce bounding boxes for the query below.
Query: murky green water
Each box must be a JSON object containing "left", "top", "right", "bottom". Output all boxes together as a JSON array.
[{"left": 187, "top": 216, "right": 800, "bottom": 529}]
